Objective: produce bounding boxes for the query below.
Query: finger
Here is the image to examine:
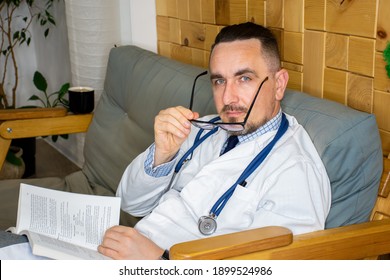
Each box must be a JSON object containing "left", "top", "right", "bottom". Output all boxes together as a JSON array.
[
  {"left": 160, "top": 106, "right": 195, "bottom": 128},
  {"left": 105, "top": 225, "right": 130, "bottom": 233},
  {"left": 103, "top": 226, "right": 137, "bottom": 241},
  {"left": 155, "top": 108, "right": 192, "bottom": 138},
  {"left": 191, "top": 111, "right": 200, "bottom": 120},
  {"left": 98, "top": 244, "right": 120, "bottom": 259},
  {"left": 100, "top": 229, "right": 133, "bottom": 256},
  {"left": 176, "top": 106, "right": 197, "bottom": 121}
]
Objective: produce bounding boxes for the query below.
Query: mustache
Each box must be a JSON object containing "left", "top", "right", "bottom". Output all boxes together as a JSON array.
[{"left": 221, "top": 104, "right": 248, "bottom": 113}]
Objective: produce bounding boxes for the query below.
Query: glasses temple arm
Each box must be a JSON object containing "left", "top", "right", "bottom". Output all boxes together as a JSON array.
[
  {"left": 242, "top": 76, "right": 269, "bottom": 123},
  {"left": 189, "top": 71, "right": 208, "bottom": 110}
]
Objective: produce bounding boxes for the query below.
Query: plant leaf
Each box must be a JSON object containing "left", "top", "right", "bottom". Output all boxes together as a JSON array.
[
  {"left": 33, "top": 71, "right": 47, "bottom": 92},
  {"left": 13, "top": 31, "right": 20, "bottom": 41},
  {"left": 28, "top": 94, "right": 42, "bottom": 101},
  {"left": 59, "top": 83, "right": 70, "bottom": 94}
]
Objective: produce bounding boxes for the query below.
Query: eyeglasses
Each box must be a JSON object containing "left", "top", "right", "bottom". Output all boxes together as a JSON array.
[{"left": 189, "top": 71, "right": 269, "bottom": 132}]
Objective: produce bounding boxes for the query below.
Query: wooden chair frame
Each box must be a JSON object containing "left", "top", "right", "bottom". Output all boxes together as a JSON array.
[
  {"left": 0, "top": 108, "right": 92, "bottom": 171},
  {"left": 1, "top": 108, "right": 389, "bottom": 260}
]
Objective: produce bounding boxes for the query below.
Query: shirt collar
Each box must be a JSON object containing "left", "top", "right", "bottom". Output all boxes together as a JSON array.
[{"left": 237, "top": 109, "right": 282, "bottom": 144}]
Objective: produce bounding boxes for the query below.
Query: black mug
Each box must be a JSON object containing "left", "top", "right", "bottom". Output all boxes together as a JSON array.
[{"left": 68, "top": 86, "right": 94, "bottom": 114}]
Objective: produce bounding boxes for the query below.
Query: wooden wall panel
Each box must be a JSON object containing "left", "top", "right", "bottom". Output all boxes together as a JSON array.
[
  {"left": 156, "top": 16, "right": 170, "bottom": 42},
  {"left": 215, "top": 0, "right": 247, "bottom": 25},
  {"left": 155, "top": 0, "right": 168, "bottom": 16},
  {"left": 155, "top": 0, "right": 390, "bottom": 156},
  {"left": 282, "top": 61, "right": 303, "bottom": 73},
  {"left": 204, "top": 24, "right": 220, "bottom": 51},
  {"left": 347, "top": 73, "right": 373, "bottom": 113},
  {"left": 323, "top": 68, "right": 347, "bottom": 105},
  {"left": 170, "top": 44, "right": 192, "bottom": 65},
  {"left": 326, "top": 0, "right": 377, "bottom": 38},
  {"left": 191, "top": 48, "right": 206, "bottom": 67},
  {"left": 156, "top": 0, "right": 178, "bottom": 18},
  {"left": 348, "top": 37, "right": 375, "bottom": 77},
  {"left": 376, "top": 0, "right": 390, "bottom": 52},
  {"left": 177, "top": 0, "right": 189, "bottom": 20},
  {"left": 284, "top": 0, "right": 304, "bottom": 32},
  {"left": 325, "top": 33, "right": 348, "bottom": 71},
  {"left": 189, "top": 0, "right": 202, "bottom": 22},
  {"left": 158, "top": 41, "right": 171, "bottom": 58},
  {"left": 169, "top": 18, "right": 181, "bottom": 45},
  {"left": 304, "top": 0, "right": 326, "bottom": 31},
  {"left": 283, "top": 32, "right": 303, "bottom": 65},
  {"left": 248, "top": 0, "right": 265, "bottom": 25},
  {"left": 303, "top": 30, "right": 325, "bottom": 98},
  {"left": 270, "top": 28, "right": 284, "bottom": 61},
  {"left": 180, "top": 21, "right": 206, "bottom": 49},
  {"left": 201, "top": 0, "right": 216, "bottom": 24},
  {"left": 266, "top": 0, "right": 283, "bottom": 29},
  {"left": 374, "top": 90, "right": 390, "bottom": 132},
  {"left": 380, "top": 130, "right": 390, "bottom": 156},
  {"left": 285, "top": 69, "right": 303, "bottom": 92}
]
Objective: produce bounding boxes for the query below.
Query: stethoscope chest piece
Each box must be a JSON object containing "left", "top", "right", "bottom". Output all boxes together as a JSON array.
[{"left": 198, "top": 214, "right": 217, "bottom": 235}]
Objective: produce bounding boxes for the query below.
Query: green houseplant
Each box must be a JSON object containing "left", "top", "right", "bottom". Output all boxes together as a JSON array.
[
  {"left": 0, "top": 0, "right": 59, "bottom": 109},
  {"left": 384, "top": 42, "right": 390, "bottom": 79},
  {"left": 26, "top": 70, "right": 70, "bottom": 142}
]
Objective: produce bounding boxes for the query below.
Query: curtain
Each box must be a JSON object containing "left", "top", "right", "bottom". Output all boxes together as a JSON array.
[
  {"left": 65, "top": 0, "right": 121, "bottom": 102},
  {"left": 61, "top": 0, "right": 121, "bottom": 166}
]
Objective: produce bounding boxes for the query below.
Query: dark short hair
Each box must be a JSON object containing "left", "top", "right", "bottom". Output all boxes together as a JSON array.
[{"left": 211, "top": 22, "right": 281, "bottom": 73}]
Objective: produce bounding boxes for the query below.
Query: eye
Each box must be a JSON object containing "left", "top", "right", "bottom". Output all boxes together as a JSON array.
[
  {"left": 240, "top": 76, "right": 251, "bottom": 82},
  {"left": 213, "top": 79, "right": 225, "bottom": 86}
]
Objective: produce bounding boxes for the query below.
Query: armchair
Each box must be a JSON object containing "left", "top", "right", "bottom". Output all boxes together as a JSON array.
[{"left": 0, "top": 46, "right": 388, "bottom": 260}]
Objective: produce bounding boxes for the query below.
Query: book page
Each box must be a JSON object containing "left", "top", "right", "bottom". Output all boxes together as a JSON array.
[
  {"left": 22, "top": 231, "right": 110, "bottom": 260},
  {"left": 16, "top": 184, "right": 120, "bottom": 251}
]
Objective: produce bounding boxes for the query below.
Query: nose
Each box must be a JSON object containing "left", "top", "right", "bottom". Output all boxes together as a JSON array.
[{"left": 222, "top": 81, "right": 239, "bottom": 105}]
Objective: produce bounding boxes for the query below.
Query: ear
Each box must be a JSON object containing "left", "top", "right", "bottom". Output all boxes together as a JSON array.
[{"left": 274, "top": 69, "right": 289, "bottom": 101}]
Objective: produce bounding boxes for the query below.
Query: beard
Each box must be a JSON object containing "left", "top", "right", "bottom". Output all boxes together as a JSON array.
[{"left": 221, "top": 104, "right": 268, "bottom": 136}]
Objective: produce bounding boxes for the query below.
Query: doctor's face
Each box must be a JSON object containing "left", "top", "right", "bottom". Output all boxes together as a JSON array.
[{"left": 209, "top": 38, "right": 287, "bottom": 135}]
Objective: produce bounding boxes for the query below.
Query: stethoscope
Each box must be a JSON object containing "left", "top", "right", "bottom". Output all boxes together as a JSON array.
[{"left": 166, "top": 113, "right": 289, "bottom": 235}]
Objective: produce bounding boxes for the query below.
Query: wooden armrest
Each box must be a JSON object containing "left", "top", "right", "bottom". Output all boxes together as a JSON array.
[
  {"left": 170, "top": 219, "right": 390, "bottom": 260},
  {"left": 170, "top": 226, "right": 292, "bottom": 260},
  {"left": 0, "top": 113, "right": 93, "bottom": 139},
  {"left": 0, "top": 107, "right": 67, "bottom": 121},
  {"left": 238, "top": 219, "right": 390, "bottom": 260},
  {"left": 0, "top": 113, "right": 93, "bottom": 169}
]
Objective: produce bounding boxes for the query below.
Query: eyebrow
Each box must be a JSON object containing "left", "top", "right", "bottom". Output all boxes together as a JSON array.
[{"left": 210, "top": 68, "right": 258, "bottom": 81}]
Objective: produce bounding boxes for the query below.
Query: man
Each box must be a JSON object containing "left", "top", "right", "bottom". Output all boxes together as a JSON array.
[{"left": 98, "top": 22, "right": 331, "bottom": 259}]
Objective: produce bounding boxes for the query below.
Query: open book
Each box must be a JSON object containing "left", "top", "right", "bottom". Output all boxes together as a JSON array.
[{"left": 7, "top": 183, "right": 121, "bottom": 260}]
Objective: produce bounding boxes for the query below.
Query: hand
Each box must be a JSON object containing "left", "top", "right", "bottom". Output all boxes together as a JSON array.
[
  {"left": 153, "top": 106, "right": 199, "bottom": 166},
  {"left": 98, "top": 225, "right": 164, "bottom": 260}
]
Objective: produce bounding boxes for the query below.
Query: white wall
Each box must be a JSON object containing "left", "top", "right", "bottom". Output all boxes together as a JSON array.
[{"left": 127, "top": 0, "right": 157, "bottom": 53}]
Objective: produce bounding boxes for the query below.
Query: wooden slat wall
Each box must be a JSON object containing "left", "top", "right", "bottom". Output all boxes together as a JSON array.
[{"left": 156, "top": 0, "right": 390, "bottom": 156}]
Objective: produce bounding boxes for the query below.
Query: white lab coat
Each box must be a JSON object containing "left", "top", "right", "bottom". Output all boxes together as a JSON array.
[{"left": 117, "top": 113, "right": 331, "bottom": 250}]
